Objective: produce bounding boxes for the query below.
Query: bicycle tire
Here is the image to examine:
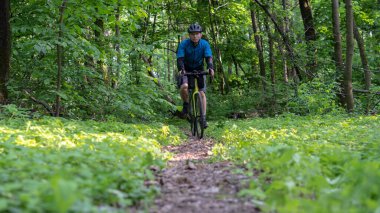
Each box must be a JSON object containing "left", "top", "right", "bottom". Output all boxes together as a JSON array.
[
  {"left": 195, "top": 93, "right": 204, "bottom": 139},
  {"left": 190, "top": 96, "right": 197, "bottom": 137}
]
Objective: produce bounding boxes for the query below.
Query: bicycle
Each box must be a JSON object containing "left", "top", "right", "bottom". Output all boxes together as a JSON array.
[{"left": 183, "top": 71, "right": 209, "bottom": 139}]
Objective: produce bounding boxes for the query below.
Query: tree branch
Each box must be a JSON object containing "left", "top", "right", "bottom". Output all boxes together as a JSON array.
[
  {"left": 353, "top": 89, "right": 380, "bottom": 95},
  {"left": 24, "top": 90, "right": 54, "bottom": 116},
  {"left": 254, "top": 0, "right": 306, "bottom": 80}
]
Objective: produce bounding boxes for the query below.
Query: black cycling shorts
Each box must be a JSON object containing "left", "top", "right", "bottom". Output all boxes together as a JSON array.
[{"left": 179, "top": 75, "right": 207, "bottom": 92}]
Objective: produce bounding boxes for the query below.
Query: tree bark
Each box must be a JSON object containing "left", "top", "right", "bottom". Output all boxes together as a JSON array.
[
  {"left": 264, "top": 14, "right": 276, "bottom": 100},
  {"left": 167, "top": 5, "right": 171, "bottom": 82},
  {"left": 0, "top": 0, "right": 11, "bottom": 104},
  {"left": 94, "top": 12, "right": 107, "bottom": 83},
  {"left": 250, "top": 5, "right": 267, "bottom": 92},
  {"left": 55, "top": 0, "right": 68, "bottom": 117},
  {"left": 353, "top": 20, "right": 371, "bottom": 114},
  {"left": 332, "top": 0, "right": 345, "bottom": 105},
  {"left": 281, "top": 0, "right": 289, "bottom": 83},
  {"left": 299, "top": 0, "right": 316, "bottom": 41},
  {"left": 208, "top": 0, "right": 226, "bottom": 94},
  {"left": 353, "top": 20, "right": 371, "bottom": 91},
  {"left": 299, "top": 0, "right": 317, "bottom": 79},
  {"left": 344, "top": 0, "right": 355, "bottom": 112},
  {"left": 113, "top": 0, "right": 121, "bottom": 89}
]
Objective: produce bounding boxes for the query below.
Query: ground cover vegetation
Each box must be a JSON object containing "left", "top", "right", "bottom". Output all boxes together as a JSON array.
[
  {"left": 209, "top": 114, "right": 380, "bottom": 212},
  {"left": 0, "top": 117, "right": 183, "bottom": 212}
]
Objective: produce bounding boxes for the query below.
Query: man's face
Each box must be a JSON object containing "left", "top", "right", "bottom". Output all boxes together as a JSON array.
[{"left": 189, "top": 32, "right": 202, "bottom": 43}]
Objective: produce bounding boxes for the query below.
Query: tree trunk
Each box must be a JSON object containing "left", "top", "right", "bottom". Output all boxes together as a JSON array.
[
  {"left": 55, "top": 0, "right": 68, "bottom": 117},
  {"left": 344, "top": 0, "right": 355, "bottom": 112},
  {"left": 332, "top": 0, "right": 345, "bottom": 105},
  {"left": 231, "top": 55, "right": 239, "bottom": 75},
  {"left": 264, "top": 15, "right": 276, "bottom": 101},
  {"left": 94, "top": 14, "right": 107, "bottom": 83},
  {"left": 299, "top": 0, "right": 317, "bottom": 79},
  {"left": 353, "top": 20, "right": 371, "bottom": 114},
  {"left": 299, "top": 0, "right": 316, "bottom": 41},
  {"left": 0, "top": 0, "right": 11, "bottom": 104},
  {"left": 250, "top": 5, "right": 267, "bottom": 92},
  {"left": 281, "top": 0, "right": 289, "bottom": 83},
  {"left": 167, "top": 6, "right": 171, "bottom": 82},
  {"left": 353, "top": 21, "right": 371, "bottom": 91},
  {"left": 254, "top": 0, "right": 302, "bottom": 82},
  {"left": 113, "top": 0, "right": 121, "bottom": 89},
  {"left": 208, "top": 0, "right": 226, "bottom": 94},
  {"left": 167, "top": 42, "right": 171, "bottom": 82}
]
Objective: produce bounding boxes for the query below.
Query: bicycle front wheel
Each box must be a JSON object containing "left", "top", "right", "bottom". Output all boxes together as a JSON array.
[{"left": 194, "top": 93, "right": 204, "bottom": 139}]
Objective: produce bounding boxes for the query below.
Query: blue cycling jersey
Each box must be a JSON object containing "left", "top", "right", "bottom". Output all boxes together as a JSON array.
[{"left": 177, "top": 39, "right": 213, "bottom": 71}]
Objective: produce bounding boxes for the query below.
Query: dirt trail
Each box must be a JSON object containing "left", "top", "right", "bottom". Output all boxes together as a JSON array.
[{"left": 150, "top": 136, "right": 259, "bottom": 213}]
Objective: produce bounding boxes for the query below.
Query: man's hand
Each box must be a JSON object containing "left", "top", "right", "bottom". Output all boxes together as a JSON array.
[{"left": 208, "top": 68, "right": 214, "bottom": 78}]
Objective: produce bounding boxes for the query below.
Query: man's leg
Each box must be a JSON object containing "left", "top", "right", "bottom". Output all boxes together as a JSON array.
[
  {"left": 180, "top": 83, "right": 189, "bottom": 104},
  {"left": 180, "top": 83, "right": 189, "bottom": 115},
  {"left": 199, "top": 91, "right": 208, "bottom": 128}
]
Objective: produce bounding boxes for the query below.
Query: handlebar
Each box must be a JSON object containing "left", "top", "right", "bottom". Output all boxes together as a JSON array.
[{"left": 183, "top": 71, "right": 209, "bottom": 76}]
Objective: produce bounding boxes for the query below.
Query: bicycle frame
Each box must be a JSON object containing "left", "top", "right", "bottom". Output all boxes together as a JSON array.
[{"left": 184, "top": 71, "right": 208, "bottom": 139}]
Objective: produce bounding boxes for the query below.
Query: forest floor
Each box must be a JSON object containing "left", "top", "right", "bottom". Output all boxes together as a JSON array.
[{"left": 148, "top": 132, "right": 260, "bottom": 213}]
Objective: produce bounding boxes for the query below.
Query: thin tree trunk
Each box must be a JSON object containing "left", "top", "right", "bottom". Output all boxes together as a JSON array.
[
  {"left": 167, "top": 6, "right": 171, "bottom": 82},
  {"left": 250, "top": 5, "right": 267, "bottom": 92},
  {"left": 344, "top": 0, "right": 355, "bottom": 112},
  {"left": 0, "top": 0, "right": 10, "bottom": 104},
  {"left": 254, "top": 0, "right": 302, "bottom": 82},
  {"left": 299, "top": 0, "right": 317, "bottom": 79},
  {"left": 353, "top": 21, "right": 371, "bottom": 91},
  {"left": 167, "top": 42, "right": 171, "bottom": 82},
  {"left": 332, "top": 0, "right": 345, "bottom": 105},
  {"left": 208, "top": 0, "right": 226, "bottom": 94},
  {"left": 94, "top": 14, "right": 107, "bottom": 83},
  {"left": 55, "top": 0, "right": 68, "bottom": 117},
  {"left": 113, "top": 0, "right": 121, "bottom": 89},
  {"left": 231, "top": 55, "right": 239, "bottom": 75},
  {"left": 264, "top": 15, "right": 276, "bottom": 101},
  {"left": 281, "top": 0, "right": 289, "bottom": 83},
  {"left": 353, "top": 20, "right": 371, "bottom": 114}
]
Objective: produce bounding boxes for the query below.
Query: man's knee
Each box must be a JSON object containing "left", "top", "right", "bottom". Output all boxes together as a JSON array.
[{"left": 180, "top": 83, "right": 188, "bottom": 91}]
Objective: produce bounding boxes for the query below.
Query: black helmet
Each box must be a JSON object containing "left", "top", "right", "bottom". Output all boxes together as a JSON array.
[{"left": 188, "top": 23, "right": 202, "bottom": 33}]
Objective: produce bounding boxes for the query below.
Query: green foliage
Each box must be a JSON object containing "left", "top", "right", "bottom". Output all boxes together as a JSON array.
[
  {"left": 208, "top": 114, "right": 380, "bottom": 212},
  {"left": 0, "top": 117, "right": 183, "bottom": 212},
  {"left": 287, "top": 76, "right": 343, "bottom": 115},
  {"left": 0, "top": 104, "right": 30, "bottom": 119},
  {"left": 8, "top": 0, "right": 379, "bottom": 119}
]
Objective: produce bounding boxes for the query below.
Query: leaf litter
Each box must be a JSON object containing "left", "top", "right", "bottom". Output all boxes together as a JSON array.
[{"left": 148, "top": 135, "right": 260, "bottom": 213}]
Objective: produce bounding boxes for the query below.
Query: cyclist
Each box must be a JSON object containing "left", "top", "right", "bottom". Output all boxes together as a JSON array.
[{"left": 177, "top": 23, "right": 214, "bottom": 128}]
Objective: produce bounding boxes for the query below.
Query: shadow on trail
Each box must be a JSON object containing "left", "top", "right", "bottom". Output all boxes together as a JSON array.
[{"left": 150, "top": 136, "right": 260, "bottom": 213}]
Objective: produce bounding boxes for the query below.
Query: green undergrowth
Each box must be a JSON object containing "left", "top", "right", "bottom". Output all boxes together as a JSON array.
[
  {"left": 0, "top": 117, "right": 184, "bottom": 212},
  {"left": 208, "top": 114, "right": 380, "bottom": 213}
]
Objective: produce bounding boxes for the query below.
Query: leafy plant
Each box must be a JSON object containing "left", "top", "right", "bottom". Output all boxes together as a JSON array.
[
  {"left": 208, "top": 114, "right": 380, "bottom": 212},
  {"left": 0, "top": 117, "right": 184, "bottom": 212},
  {"left": 0, "top": 104, "right": 30, "bottom": 119}
]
